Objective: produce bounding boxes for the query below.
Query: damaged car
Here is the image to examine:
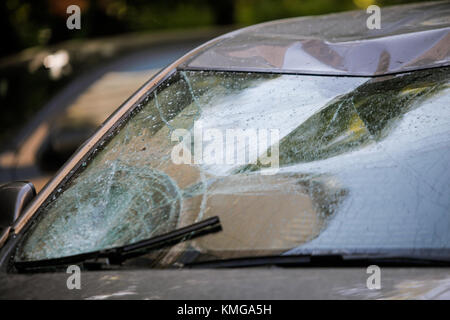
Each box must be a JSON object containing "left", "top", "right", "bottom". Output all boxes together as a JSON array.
[{"left": 0, "top": 1, "right": 450, "bottom": 299}]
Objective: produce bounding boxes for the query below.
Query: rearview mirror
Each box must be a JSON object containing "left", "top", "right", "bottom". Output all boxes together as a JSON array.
[{"left": 0, "top": 181, "right": 36, "bottom": 230}]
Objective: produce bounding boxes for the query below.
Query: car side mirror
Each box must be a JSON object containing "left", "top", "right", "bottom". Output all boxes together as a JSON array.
[{"left": 0, "top": 181, "right": 36, "bottom": 230}]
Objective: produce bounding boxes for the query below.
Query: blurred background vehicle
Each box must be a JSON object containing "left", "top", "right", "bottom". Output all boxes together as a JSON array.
[
  {"left": 0, "top": 28, "right": 230, "bottom": 190},
  {"left": 0, "top": 0, "right": 433, "bottom": 192}
]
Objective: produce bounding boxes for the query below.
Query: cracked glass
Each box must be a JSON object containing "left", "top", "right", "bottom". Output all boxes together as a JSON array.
[{"left": 16, "top": 68, "right": 450, "bottom": 265}]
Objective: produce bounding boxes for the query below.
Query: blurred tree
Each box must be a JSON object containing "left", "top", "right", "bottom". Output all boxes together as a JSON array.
[
  {"left": 0, "top": 1, "right": 20, "bottom": 57},
  {"left": 209, "top": 0, "right": 235, "bottom": 25},
  {"left": 0, "top": 0, "right": 435, "bottom": 59}
]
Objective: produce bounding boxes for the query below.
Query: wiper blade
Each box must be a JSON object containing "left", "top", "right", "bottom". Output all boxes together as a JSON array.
[
  {"left": 15, "top": 216, "right": 222, "bottom": 272},
  {"left": 185, "top": 253, "right": 450, "bottom": 269}
]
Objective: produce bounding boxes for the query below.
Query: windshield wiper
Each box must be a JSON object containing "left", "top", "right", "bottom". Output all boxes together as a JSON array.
[
  {"left": 185, "top": 253, "right": 450, "bottom": 268},
  {"left": 15, "top": 216, "right": 222, "bottom": 272}
]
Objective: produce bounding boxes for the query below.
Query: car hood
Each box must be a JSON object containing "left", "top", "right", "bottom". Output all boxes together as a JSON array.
[{"left": 1, "top": 268, "right": 449, "bottom": 300}]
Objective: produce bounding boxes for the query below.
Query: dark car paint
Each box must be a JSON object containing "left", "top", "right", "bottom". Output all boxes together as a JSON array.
[{"left": 1, "top": 268, "right": 449, "bottom": 299}]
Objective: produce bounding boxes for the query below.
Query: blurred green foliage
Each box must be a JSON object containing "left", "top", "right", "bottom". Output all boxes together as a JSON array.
[{"left": 0, "top": 0, "right": 433, "bottom": 58}]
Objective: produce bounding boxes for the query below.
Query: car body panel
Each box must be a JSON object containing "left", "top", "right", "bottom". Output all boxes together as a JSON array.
[
  {"left": 0, "top": 268, "right": 449, "bottom": 299},
  {"left": 183, "top": 1, "right": 450, "bottom": 76}
]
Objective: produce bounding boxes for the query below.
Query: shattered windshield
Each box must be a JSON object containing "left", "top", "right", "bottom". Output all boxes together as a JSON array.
[{"left": 16, "top": 67, "right": 450, "bottom": 265}]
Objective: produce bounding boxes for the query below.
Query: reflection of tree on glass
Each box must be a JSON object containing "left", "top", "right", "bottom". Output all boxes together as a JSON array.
[{"left": 243, "top": 68, "right": 450, "bottom": 168}]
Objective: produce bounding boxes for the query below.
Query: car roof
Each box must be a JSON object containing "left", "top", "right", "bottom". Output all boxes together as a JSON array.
[{"left": 180, "top": 1, "right": 450, "bottom": 76}]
